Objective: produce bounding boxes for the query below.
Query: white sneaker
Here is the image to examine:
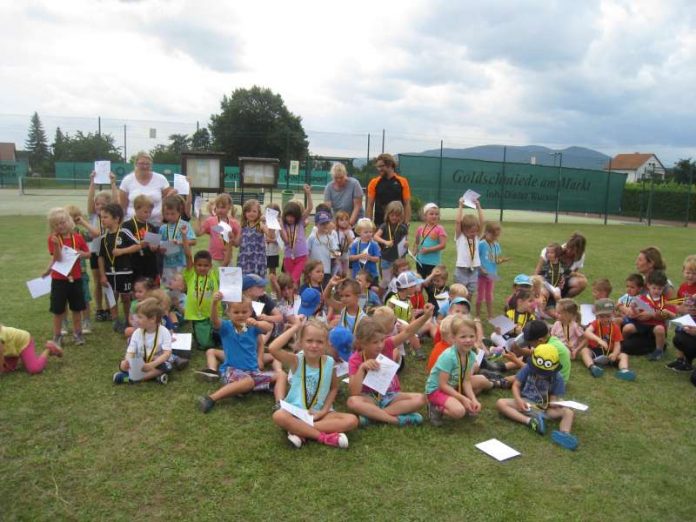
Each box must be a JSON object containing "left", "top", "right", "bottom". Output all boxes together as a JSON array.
[
  {"left": 287, "top": 433, "right": 305, "bottom": 448},
  {"left": 337, "top": 433, "right": 349, "bottom": 449},
  {"left": 82, "top": 318, "right": 92, "bottom": 334}
]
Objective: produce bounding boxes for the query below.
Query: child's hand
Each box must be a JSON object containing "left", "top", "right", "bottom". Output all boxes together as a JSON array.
[
  {"left": 51, "top": 234, "right": 61, "bottom": 248},
  {"left": 180, "top": 224, "right": 188, "bottom": 235},
  {"left": 468, "top": 398, "right": 482, "bottom": 414},
  {"left": 246, "top": 318, "right": 258, "bottom": 328},
  {"left": 303, "top": 184, "right": 312, "bottom": 194},
  {"left": 212, "top": 291, "right": 223, "bottom": 302},
  {"left": 384, "top": 240, "right": 393, "bottom": 248},
  {"left": 100, "top": 277, "right": 108, "bottom": 286},
  {"left": 516, "top": 399, "right": 530, "bottom": 412},
  {"left": 142, "top": 362, "right": 153, "bottom": 372},
  {"left": 423, "top": 303, "right": 435, "bottom": 317},
  {"left": 608, "top": 352, "right": 618, "bottom": 363},
  {"left": 598, "top": 339, "right": 609, "bottom": 351},
  {"left": 109, "top": 172, "right": 116, "bottom": 184},
  {"left": 112, "top": 247, "right": 122, "bottom": 257},
  {"left": 122, "top": 359, "right": 131, "bottom": 370},
  {"left": 361, "top": 359, "right": 380, "bottom": 372}
]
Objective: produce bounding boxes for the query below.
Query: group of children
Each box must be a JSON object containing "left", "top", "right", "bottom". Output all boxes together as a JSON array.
[{"left": 3, "top": 169, "right": 696, "bottom": 452}]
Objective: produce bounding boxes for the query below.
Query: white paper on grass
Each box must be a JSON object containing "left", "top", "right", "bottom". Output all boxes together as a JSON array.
[
  {"left": 390, "top": 298, "right": 410, "bottom": 310},
  {"left": 461, "top": 189, "right": 481, "bottom": 209},
  {"left": 342, "top": 377, "right": 350, "bottom": 384},
  {"left": 397, "top": 237, "right": 408, "bottom": 258},
  {"left": 173, "top": 174, "right": 190, "bottom": 196},
  {"left": 171, "top": 333, "right": 192, "bottom": 352},
  {"left": 93, "top": 161, "right": 111, "bottom": 184},
  {"left": 143, "top": 231, "right": 161, "bottom": 246},
  {"left": 265, "top": 208, "right": 281, "bottom": 230},
  {"left": 475, "top": 439, "right": 520, "bottom": 462},
  {"left": 489, "top": 315, "right": 516, "bottom": 335},
  {"left": 194, "top": 196, "right": 203, "bottom": 218},
  {"left": 128, "top": 356, "right": 146, "bottom": 381},
  {"left": 550, "top": 400, "right": 589, "bottom": 411},
  {"left": 672, "top": 314, "right": 696, "bottom": 327},
  {"left": 160, "top": 240, "right": 181, "bottom": 256},
  {"left": 219, "top": 267, "right": 242, "bottom": 302},
  {"left": 104, "top": 285, "right": 117, "bottom": 308},
  {"left": 51, "top": 246, "right": 80, "bottom": 277},
  {"left": 580, "top": 304, "right": 595, "bottom": 326},
  {"left": 26, "top": 276, "right": 52, "bottom": 298},
  {"left": 279, "top": 400, "right": 314, "bottom": 426},
  {"left": 362, "top": 353, "right": 399, "bottom": 396},
  {"left": 251, "top": 301, "right": 265, "bottom": 317},
  {"left": 334, "top": 361, "right": 349, "bottom": 378},
  {"left": 212, "top": 222, "right": 232, "bottom": 243}
]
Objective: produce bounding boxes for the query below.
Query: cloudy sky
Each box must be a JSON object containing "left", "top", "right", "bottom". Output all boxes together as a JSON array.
[{"left": 2, "top": 0, "right": 695, "bottom": 165}]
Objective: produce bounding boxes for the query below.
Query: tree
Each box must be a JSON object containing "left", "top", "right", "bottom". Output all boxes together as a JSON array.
[
  {"left": 191, "top": 127, "right": 211, "bottom": 150},
  {"left": 209, "top": 86, "right": 309, "bottom": 166},
  {"left": 51, "top": 130, "right": 122, "bottom": 163},
  {"left": 52, "top": 127, "right": 68, "bottom": 162},
  {"left": 149, "top": 133, "right": 192, "bottom": 164},
  {"left": 672, "top": 158, "right": 695, "bottom": 184},
  {"left": 25, "top": 112, "right": 51, "bottom": 173}
]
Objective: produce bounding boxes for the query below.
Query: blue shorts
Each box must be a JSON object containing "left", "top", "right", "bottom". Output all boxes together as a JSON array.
[{"left": 364, "top": 391, "right": 398, "bottom": 408}]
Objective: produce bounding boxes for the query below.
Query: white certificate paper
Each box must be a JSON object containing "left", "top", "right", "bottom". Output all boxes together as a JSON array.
[
  {"left": 171, "top": 333, "right": 192, "bottom": 353},
  {"left": 219, "top": 267, "right": 242, "bottom": 302},
  {"left": 280, "top": 400, "right": 314, "bottom": 426},
  {"left": 550, "top": 400, "right": 589, "bottom": 412},
  {"left": 94, "top": 160, "right": 111, "bottom": 184},
  {"left": 26, "top": 276, "right": 51, "bottom": 298},
  {"left": 672, "top": 314, "right": 696, "bottom": 327},
  {"left": 173, "top": 173, "right": 190, "bottom": 195},
  {"left": 51, "top": 246, "right": 80, "bottom": 277},
  {"left": 461, "top": 189, "right": 481, "bottom": 209},
  {"left": 265, "top": 208, "right": 281, "bottom": 230},
  {"left": 580, "top": 304, "right": 596, "bottom": 326},
  {"left": 128, "top": 356, "right": 145, "bottom": 381},
  {"left": 251, "top": 301, "right": 265, "bottom": 317},
  {"left": 362, "top": 353, "right": 399, "bottom": 395},
  {"left": 475, "top": 439, "right": 520, "bottom": 462},
  {"left": 143, "top": 231, "right": 161, "bottom": 246}
]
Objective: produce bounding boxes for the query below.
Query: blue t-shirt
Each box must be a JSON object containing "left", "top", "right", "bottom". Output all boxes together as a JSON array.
[
  {"left": 515, "top": 364, "right": 565, "bottom": 406},
  {"left": 350, "top": 239, "right": 380, "bottom": 279},
  {"left": 219, "top": 320, "right": 260, "bottom": 373},
  {"left": 284, "top": 352, "right": 334, "bottom": 411},
  {"left": 160, "top": 218, "right": 196, "bottom": 269},
  {"left": 479, "top": 240, "right": 501, "bottom": 277}
]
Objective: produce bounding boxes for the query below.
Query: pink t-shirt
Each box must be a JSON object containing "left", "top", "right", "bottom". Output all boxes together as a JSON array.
[
  {"left": 348, "top": 336, "right": 401, "bottom": 394},
  {"left": 201, "top": 216, "right": 241, "bottom": 261},
  {"left": 550, "top": 320, "right": 584, "bottom": 351}
]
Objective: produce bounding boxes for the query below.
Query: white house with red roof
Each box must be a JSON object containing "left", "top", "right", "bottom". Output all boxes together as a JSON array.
[{"left": 605, "top": 153, "right": 665, "bottom": 183}]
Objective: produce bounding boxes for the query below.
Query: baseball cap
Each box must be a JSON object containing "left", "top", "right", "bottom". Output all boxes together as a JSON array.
[
  {"left": 531, "top": 343, "right": 560, "bottom": 372},
  {"left": 314, "top": 210, "right": 332, "bottom": 225},
  {"left": 242, "top": 274, "right": 267, "bottom": 291},
  {"left": 513, "top": 274, "right": 532, "bottom": 286},
  {"left": 516, "top": 320, "right": 549, "bottom": 347},
  {"left": 594, "top": 298, "right": 615, "bottom": 316},
  {"left": 450, "top": 296, "right": 471, "bottom": 310},
  {"left": 298, "top": 288, "right": 321, "bottom": 317},
  {"left": 395, "top": 271, "right": 423, "bottom": 290},
  {"left": 329, "top": 326, "right": 354, "bottom": 361}
]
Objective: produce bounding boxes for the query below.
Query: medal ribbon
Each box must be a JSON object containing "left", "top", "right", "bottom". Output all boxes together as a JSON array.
[
  {"left": 301, "top": 355, "right": 323, "bottom": 410},
  {"left": 143, "top": 326, "right": 160, "bottom": 362},
  {"left": 457, "top": 350, "right": 469, "bottom": 394}
]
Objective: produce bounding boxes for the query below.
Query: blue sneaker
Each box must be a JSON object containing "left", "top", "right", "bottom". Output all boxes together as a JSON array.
[
  {"left": 615, "top": 369, "right": 636, "bottom": 381},
  {"left": 589, "top": 365, "right": 604, "bottom": 378},
  {"left": 528, "top": 412, "right": 546, "bottom": 435},
  {"left": 552, "top": 430, "right": 579, "bottom": 451},
  {"left": 112, "top": 371, "right": 129, "bottom": 384},
  {"left": 397, "top": 412, "right": 423, "bottom": 426},
  {"left": 648, "top": 348, "right": 664, "bottom": 361}
]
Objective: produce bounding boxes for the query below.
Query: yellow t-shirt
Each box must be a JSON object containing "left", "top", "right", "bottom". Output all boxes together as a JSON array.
[
  {"left": 0, "top": 326, "right": 31, "bottom": 357},
  {"left": 505, "top": 309, "right": 535, "bottom": 329}
]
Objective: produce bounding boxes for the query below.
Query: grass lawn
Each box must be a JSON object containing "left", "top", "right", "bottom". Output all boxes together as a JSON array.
[{"left": 1, "top": 216, "right": 695, "bottom": 521}]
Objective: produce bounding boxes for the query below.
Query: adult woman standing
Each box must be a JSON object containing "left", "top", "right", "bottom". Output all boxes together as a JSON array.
[
  {"left": 322, "top": 163, "right": 364, "bottom": 227},
  {"left": 534, "top": 232, "right": 588, "bottom": 298},
  {"left": 119, "top": 152, "right": 173, "bottom": 226}
]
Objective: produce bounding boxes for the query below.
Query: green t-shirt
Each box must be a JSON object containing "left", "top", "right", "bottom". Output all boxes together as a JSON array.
[
  {"left": 425, "top": 346, "right": 477, "bottom": 395},
  {"left": 547, "top": 335, "right": 571, "bottom": 384},
  {"left": 183, "top": 267, "right": 220, "bottom": 321}
]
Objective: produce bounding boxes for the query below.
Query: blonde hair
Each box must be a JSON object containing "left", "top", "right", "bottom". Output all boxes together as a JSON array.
[
  {"left": 64, "top": 204, "right": 83, "bottom": 221},
  {"left": 483, "top": 221, "right": 501, "bottom": 235},
  {"left": 146, "top": 288, "right": 171, "bottom": 314},
  {"left": 133, "top": 194, "right": 154, "bottom": 210},
  {"left": 354, "top": 316, "right": 386, "bottom": 345},
  {"left": 592, "top": 278, "right": 613, "bottom": 297},
  {"left": 277, "top": 273, "right": 294, "bottom": 291},
  {"left": 449, "top": 315, "right": 477, "bottom": 337},
  {"left": 439, "top": 314, "right": 456, "bottom": 343},
  {"left": 355, "top": 217, "right": 376, "bottom": 234},
  {"left": 370, "top": 306, "right": 395, "bottom": 333},
  {"left": 459, "top": 214, "right": 479, "bottom": 234},
  {"left": 384, "top": 201, "right": 405, "bottom": 223},
  {"left": 334, "top": 210, "right": 350, "bottom": 227},
  {"left": 47, "top": 207, "right": 74, "bottom": 232},
  {"left": 683, "top": 255, "right": 696, "bottom": 273},
  {"left": 241, "top": 199, "right": 262, "bottom": 227},
  {"left": 448, "top": 283, "right": 469, "bottom": 300},
  {"left": 214, "top": 193, "right": 236, "bottom": 217},
  {"left": 556, "top": 298, "right": 580, "bottom": 323},
  {"left": 136, "top": 297, "right": 163, "bottom": 320},
  {"left": 530, "top": 275, "right": 545, "bottom": 297},
  {"left": 299, "top": 318, "right": 329, "bottom": 342},
  {"left": 134, "top": 151, "right": 152, "bottom": 165},
  {"left": 330, "top": 162, "right": 348, "bottom": 178},
  {"left": 94, "top": 190, "right": 113, "bottom": 206}
]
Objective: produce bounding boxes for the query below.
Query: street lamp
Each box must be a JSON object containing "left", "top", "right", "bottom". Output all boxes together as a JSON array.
[{"left": 550, "top": 152, "right": 563, "bottom": 223}]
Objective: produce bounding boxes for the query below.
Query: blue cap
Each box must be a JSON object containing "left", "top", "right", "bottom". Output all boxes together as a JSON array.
[
  {"left": 242, "top": 274, "right": 267, "bottom": 291},
  {"left": 450, "top": 296, "right": 471, "bottom": 311},
  {"left": 329, "top": 326, "right": 354, "bottom": 361},
  {"left": 314, "top": 210, "right": 332, "bottom": 225},
  {"left": 298, "top": 288, "right": 321, "bottom": 317},
  {"left": 513, "top": 274, "right": 532, "bottom": 286}
]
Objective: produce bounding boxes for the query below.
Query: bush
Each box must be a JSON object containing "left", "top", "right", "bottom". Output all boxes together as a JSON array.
[{"left": 621, "top": 183, "right": 696, "bottom": 222}]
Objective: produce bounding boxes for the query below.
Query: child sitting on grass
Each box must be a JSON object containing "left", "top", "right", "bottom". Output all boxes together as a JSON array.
[
  {"left": 496, "top": 343, "right": 579, "bottom": 451},
  {"left": 667, "top": 255, "right": 696, "bottom": 372},
  {"left": 269, "top": 319, "right": 359, "bottom": 449},
  {"left": 198, "top": 295, "right": 287, "bottom": 413},
  {"left": 550, "top": 298, "right": 586, "bottom": 359},
  {"left": 1, "top": 324, "right": 62, "bottom": 375}
]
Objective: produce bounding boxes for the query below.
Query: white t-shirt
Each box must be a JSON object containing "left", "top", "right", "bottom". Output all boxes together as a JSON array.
[
  {"left": 120, "top": 172, "right": 170, "bottom": 226},
  {"left": 126, "top": 325, "right": 172, "bottom": 360},
  {"left": 540, "top": 243, "right": 585, "bottom": 272},
  {"left": 455, "top": 235, "right": 481, "bottom": 268}
]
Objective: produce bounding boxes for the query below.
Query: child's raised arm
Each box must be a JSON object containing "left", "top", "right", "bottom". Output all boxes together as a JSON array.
[
  {"left": 210, "top": 292, "right": 223, "bottom": 330},
  {"left": 323, "top": 275, "right": 345, "bottom": 312},
  {"left": 475, "top": 200, "right": 485, "bottom": 239},
  {"left": 392, "top": 303, "right": 435, "bottom": 346},
  {"left": 455, "top": 200, "right": 464, "bottom": 239},
  {"left": 268, "top": 320, "right": 302, "bottom": 371}
]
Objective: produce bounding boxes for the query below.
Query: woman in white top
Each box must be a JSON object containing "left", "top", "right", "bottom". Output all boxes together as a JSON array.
[
  {"left": 534, "top": 232, "right": 588, "bottom": 298},
  {"left": 119, "top": 151, "right": 173, "bottom": 226}
]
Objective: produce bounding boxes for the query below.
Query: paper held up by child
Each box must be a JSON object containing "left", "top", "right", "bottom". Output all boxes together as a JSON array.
[
  {"left": 265, "top": 208, "right": 281, "bottom": 230},
  {"left": 334, "top": 361, "right": 349, "bottom": 378},
  {"left": 128, "top": 356, "right": 146, "bottom": 382},
  {"left": 173, "top": 174, "right": 190, "bottom": 196},
  {"left": 672, "top": 314, "right": 696, "bottom": 327},
  {"left": 219, "top": 267, "right": 242, "bottom": 302},
  {"left": 580, "top": 304, "right": 596, "bottom": 326},
  {"left": 93, "top": 160, "right": 111, "bottom": 184},
  {"left": 251, "top": 301, "right": 265, "bottom": 317},
  {"left": 26, "top": 276, "right": 51, "bottom": 299},
  {"left": 550, "top": 400, "right": 589, "bottom": 411},
  {"left": 475, "top": 438, "right": 520, "bottom": 462},
  {"left": 193, "top": 196, "right": 203, "bottom": 218},
  {"left": 362, "top": 353, "right": 399, "bottom": 396},
  {"left": 280, "top": 400, "right": 314, "bottom": 426},
  {"left": 51, "top": 246, "right": 81, "bottom": 277},
  {"left": 489, "top": 315, "right": 516, "bottom": 335},
  {"left": 143, "top": 231, "right": 161, "bottom": 246},
  {"left": 397, "top": 237, "right": 408, "bottom": 258},
  {"left": 212, "top": 222, "right": 232, "bottom": 243},
  {"left": 460, "top": 189, "right": 481, "bottom": 209},
  {"left": 171, "top": 333, "right": 192, "bottom": 353},
  {"left": 160, "top": 240, "right": 181, "bottom": 256},
  {"left": 632, "top": 298, "right": 654, "bottom": 313}
]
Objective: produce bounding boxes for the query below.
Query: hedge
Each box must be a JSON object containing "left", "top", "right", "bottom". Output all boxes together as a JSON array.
[{"left": 621, "top": 183, "right": 696, "bottom": 221}]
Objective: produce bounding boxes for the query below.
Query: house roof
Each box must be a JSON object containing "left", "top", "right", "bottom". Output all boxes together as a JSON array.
[
  {"left": 606, "top": 153, "right": 663, "bottom": 171},
  {"left": 0, "top": 142, "right": 16, "bottom": 161}
]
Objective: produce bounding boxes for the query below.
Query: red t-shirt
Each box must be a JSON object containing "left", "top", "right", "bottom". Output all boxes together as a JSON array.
[
  {"left": 637, "top": 294, "right": 677, "bottom": 326},
  {"left": 678, "top": 282, "right": 696, "bottom": 318},
  {"left": 587, "top": 320, "right": 623, "bottom": 351},
  {"left": 48, "top": 233, "right": 88, "bottom": 280}
]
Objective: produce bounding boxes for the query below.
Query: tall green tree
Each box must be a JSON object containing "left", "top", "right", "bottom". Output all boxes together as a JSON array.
[
  {"left": 191, "top": 127, "right": 211, "bottom": 150},
  {"left": 209, "top": 86, "right": 309, "bottom": 165},
  {"left": 672, "top": 158, "right": 695, "bottom": 184},
  {"left": 52, "top": 127, "right": 68, "bottom": 162},
  {"left": 25, "top": 112, "right": 51, "bottom": 173},
  {"left": 51, "top": 130, "right": 122, "bottom": 163}
]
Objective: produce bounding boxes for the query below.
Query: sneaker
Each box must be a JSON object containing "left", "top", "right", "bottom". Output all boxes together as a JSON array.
[
  {"left": 156, "top": 373, "right": 169, "bottom": 385},
  {"left": 589, "top": 365, "right": 604, "bottom": 378},
  {"left": 174, "top": 358, "right": 189, "bottom": 371},
  {"left": 52, "top": 334, "right": 64, "bottom": 347},
  {"left": 113, "top": 371, "right": 129, "bottom": 384},
  {"left": 358, "top": 415, "right": 372, "bottom": 428},
  {"left": 195, "top": 368, "right": 220, "bottom": 382},
  {"left": 528, "top": 413, "right": 546, "bottom": 435},
  {"left": 428, "top": 403, "right": 443, "bottom": 427},
  {"left": 593, "top": 355, "right": 610, "bottom": 366},
  {"left": 287, "top": 433, "right": 305, "bottom": 449},
  {"left": 551, "top": 430, "right": 579, "bottom": 451},
  {"left": 82, "top": 318, "right": 92, "bottom": 334},
  {"left": 398, "top": 412, "right": 423, "bottom": 426},
  {"left": 666, "top": 358, "right": 693, "bottom": 372},
  {"left": 648, "top": 348, "right": 664, "bottom": 361},
  {"left": 318, "top": 432, "right": 349, "bottom": 449},
  {"left": 73, "top": 332, "right": 85, "bottom": 346},
  {"left": 61, "top": 319, "right": 69, "bottom": 336},
  {"left": 45, "top": 340, "right": 63, "bottom": 358},
  {"left": 198, "top": 395, "right": 215, "bottom": 413},
  {"left": 615, "top": 369, "right": 636, "bottom": 381},
  {"left": 96, "top": 310, "right": 108, "bottom": 322},
  {"left": 113, "top": 319, "right": 127, "bottom": 334}
]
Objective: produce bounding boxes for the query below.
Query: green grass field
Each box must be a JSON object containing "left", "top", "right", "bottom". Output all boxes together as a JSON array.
[{"left": 1, "top": 216, "right": 695, "bottom": 521}]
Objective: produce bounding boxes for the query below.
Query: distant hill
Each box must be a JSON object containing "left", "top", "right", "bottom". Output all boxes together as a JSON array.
[{"left": 353, "top": 145, "right": 611, "bottom": 170}]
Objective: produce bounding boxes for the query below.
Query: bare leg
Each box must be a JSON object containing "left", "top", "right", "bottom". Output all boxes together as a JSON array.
[
  {"left": 496, "top": 398, "right": 531, "bottom": 425},
  {"left": 580, "top": 348, "right": 594, "bottom": 369},
  {"left": 471, "top": 374, "right": 494, "bottom": 395},
  {"left": 209, "top": 377, "right": 255, "bottom": 402},
  {"left": 52, "top": 313, "right": 64, "bottom": 338},
  {"left": 618, "top": 353, "right": 630, "bottom": 371},
  {"left": 347, "top": 395, "right": 399, "bottom": 424},
  {"left": 441, "top": 396, "right": 467, "bottom": 419},
  {"left": 546, "top": 405, "right": 574, "bottom": 433},
  {"left": 72, "top": 310, "right": 82, "bottom": 334},
  {"left": 382, "top": 392, "right": 426, "bottom": 416},
  {"left": 272, "top": 371, "right": 287, "bottom": 402},
  {"left": 205, "top": 349, "right": 224, "bottom": 370},
  {"left": 273, "top": 410, "right": 359, "bottom": 439},
  {"left": 654, "top": 325, "right": 666, "bottom": 349}
]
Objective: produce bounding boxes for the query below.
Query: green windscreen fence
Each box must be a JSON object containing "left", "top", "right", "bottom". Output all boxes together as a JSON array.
[
  {"left": 55, "top": 162, "right": 180, "bottom": 180},
  {"left": 399, "top": 154, "right": 627, "bottom": 213},
  {"left": 0, "top": 161, "right": 28, "bottom": 187}
]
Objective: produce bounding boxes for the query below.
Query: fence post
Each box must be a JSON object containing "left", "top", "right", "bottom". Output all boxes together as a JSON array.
[
  {"left": 437, "top": 140, "right": 443, "bottom": 204},
  {"left": 647, "top": 162, "right": 656, "bottom": 226},
  {"left": 500, "top": 146, "right": 507, "bottom": 222},
  {"left": 603, "top": 158, "right": 612, "bottom": 225}
]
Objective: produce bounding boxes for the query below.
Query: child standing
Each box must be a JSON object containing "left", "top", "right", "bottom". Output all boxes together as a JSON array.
[
  {"left": 1, "top": 324, "right": 62, "bottom": 375},
  {"left": 454, "top": 198, "right": 485, "bottom": 299},
  {"left": 66, "top": 205, "right": 93, "bottom": 334},
  {"left": 270, "top": 319, "right": 359, "bottom": 449},
  {"left": 159, "top": 195, "right": 196, "bottom": 287},
  {"left": 280, "top": 186, "right": 314, "bottom": 284},
  {"left": 194, "top": 193, "right": 240, "bottom": 266},
  {"left": 374, "top": 201, "right": 409, "bottom": 286},
  {"left": 47, "top": 207, "right": 90, "bottom": 346},
  {"left": 477, "top": 221, "right": 507, "bottom": 319},
  {"left": 349, "top": 218, "right": 381, "bottom": 281},
  {"left": 198, "top": 295, "right": 287, "bottom": 413},
  {"left": 414, "top": 203, "right": 447, "bottom": 279},
  {"left": 113, "top": 298, "right": 172, "bottom": 384},
  {"left": 667, "top": 256, "right": 696, "bottom": 372},
  {"left": 264, "top": 202, "right": 282, "bottom": 278},
  {"left": 551, "top": 298, "right": 585, "bottom": 359},
  {"left": 334, "top": 210, "right": 355, "bottom": 276},
  {"left": 496, "top": 343, "right": 579, "bottom": 450},
  {"left": 122, "top": 195, "right": 160, "bottom": 283},
  {"left": 582, "top": 298, "right": 636, "bottom": 380},
  {"left": 307, "top": 209, "right": 339, "bottom": 287},
  {"left": 237, "top": 198, "right": 269, "bottom": 277}
]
